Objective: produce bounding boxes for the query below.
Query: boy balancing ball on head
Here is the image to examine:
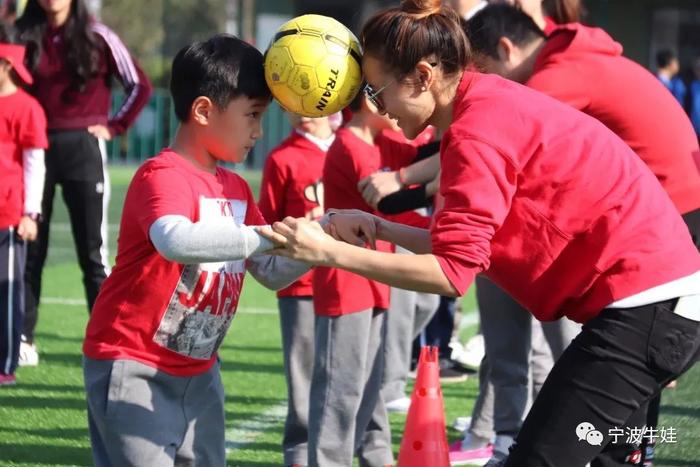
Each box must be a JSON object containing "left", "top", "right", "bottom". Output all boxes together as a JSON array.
[
  {"left": 82, "top": 35, "right": 313, "bottom": 467},
  {"left": 260, "top": 1, "right": 700, "bottom": 466}
]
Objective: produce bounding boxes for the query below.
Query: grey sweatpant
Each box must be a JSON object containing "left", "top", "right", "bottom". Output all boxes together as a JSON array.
[
  {"left": 469, "top": 276, "right": 581, "bottom": 446},
  {"left": 382, "top": 286, "right": 439, "bottom": 403},
  {"left": 83, "top": 357, "right": 226, "bottom": 467},
  {"left": 308, "top": 309, "right": 393, "bottom": 467},
  {"left": 278, "top": 297, "right": 315, "bottom": 465}
]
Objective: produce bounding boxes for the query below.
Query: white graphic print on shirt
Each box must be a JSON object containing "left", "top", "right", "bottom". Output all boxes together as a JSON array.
[{"left": 153, "top": 197, "right": 247, "bottom": 359}]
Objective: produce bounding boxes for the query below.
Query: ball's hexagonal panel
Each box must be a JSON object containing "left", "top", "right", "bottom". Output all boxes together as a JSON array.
[
  {"left": 264, "top": 44, "right": 294, "bottom": 85},
  {"left": 288, "top": 65, "right": 319, "bottom": 97}
]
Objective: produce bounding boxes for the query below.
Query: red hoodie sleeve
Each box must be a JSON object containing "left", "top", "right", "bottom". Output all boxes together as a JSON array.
[
  {"left": 92, "top": 23, "right": 153, "bottom": 136},
  {"left": 258, "top": 153, "right": 288, "bottom": 223},
  {"left": 431, "top": 134, "right": 518, "bottom": 295}
]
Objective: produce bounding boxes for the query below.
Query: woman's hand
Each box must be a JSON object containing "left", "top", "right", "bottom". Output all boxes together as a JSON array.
[
  {"left": 324, "top": 209, "right": 378, "bottom": 249},
  {"left": 258, "top": 217, "right": 338, "bottom": 265},
  {"left": 87, "top": 125, "right": 113, "bottom": 141}
]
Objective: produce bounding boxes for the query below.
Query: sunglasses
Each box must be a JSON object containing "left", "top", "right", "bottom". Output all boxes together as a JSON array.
[
  {"left": 362, "top": 62, "right": 437, "bottom": 113},
  {"left": 362, "top": 80, "right": 394, "bottom": 113}
]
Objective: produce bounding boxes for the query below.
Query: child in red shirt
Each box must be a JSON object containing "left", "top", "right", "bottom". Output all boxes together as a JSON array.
[
  {"left": 82, "top": 35, "right": 312, "bottom": 466},
  {"left": 306, "top": 93, "right": 398, "bottom": 467},
  {"left": 258, "top": 112, "right": 336, "bottom": 466},
  {"left": 0, "top": 23, "right": 47, "bottom": 386}
]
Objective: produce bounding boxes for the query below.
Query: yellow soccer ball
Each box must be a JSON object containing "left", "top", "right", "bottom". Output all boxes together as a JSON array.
[{"left": 264, "top": 14, "right": 363, "bottom": 117}]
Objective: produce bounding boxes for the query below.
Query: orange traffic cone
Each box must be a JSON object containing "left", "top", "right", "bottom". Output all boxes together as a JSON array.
[{"left": 397, "top": 346, "right": 449, "bottom": 467}]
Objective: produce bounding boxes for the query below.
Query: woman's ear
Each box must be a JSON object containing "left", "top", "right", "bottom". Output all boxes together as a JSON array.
[{"left": 414, "top": 60, "right": 435, "bottom": 91}]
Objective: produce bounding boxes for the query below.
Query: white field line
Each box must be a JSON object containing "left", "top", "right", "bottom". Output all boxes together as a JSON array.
[
  {"left": 43, "top": 296, "right": 478, "bottom": 324},
  {"left": 44, "top": 296, "right": 478, "bottom": 325},
  {"left": 225, "top": 403, "right": 287, "bottom": 452}
]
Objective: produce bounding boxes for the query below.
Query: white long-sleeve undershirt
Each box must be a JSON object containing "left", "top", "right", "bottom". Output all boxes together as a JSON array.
[
  {"left": 23, "top": 148, "right": 46, "bottom": 215},
  {"left": 148, "top": 215, "right": 310, "bottom": 290}
]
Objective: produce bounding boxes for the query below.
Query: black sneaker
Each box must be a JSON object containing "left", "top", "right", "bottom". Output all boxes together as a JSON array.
[{"left": 439, "top": 359, "right": 469, "bottom": 383}]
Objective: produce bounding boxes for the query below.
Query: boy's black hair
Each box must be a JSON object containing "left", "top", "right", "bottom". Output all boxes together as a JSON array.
[
  {"left": 348, "top": 85, "right": 366, "bottom": 113},
  {"left": 170, "top": 34, "right": 271, "bottom": 122},
  {"left": 465, "top": 4, "right": 546, "bottom": 60},
  {"left": 656, "top": 49, "right": 676, "bottom": 69}
]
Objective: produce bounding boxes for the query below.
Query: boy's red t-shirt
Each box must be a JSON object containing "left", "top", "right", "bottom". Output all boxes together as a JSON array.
[
  {"left": 0, "top": 90, "right": 48, "bottom": 229},
  {"left": 258, "top": 132, "right": 326, "bottom": 298},
  {"left": 83, "top": 150, "right": 267, "bottom": 376},
  {"left": 313, "top": 128, "right": 392, "bottom": 316},
  {"left": 432, "top": 72, "right": 700, "bottom": 324}
]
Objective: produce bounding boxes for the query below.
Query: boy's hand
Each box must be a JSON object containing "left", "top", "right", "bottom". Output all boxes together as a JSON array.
[
  {"left": 263, "top": 217, "right": 337, "bottom": 265},
  {"left": 324, "top": 209, "right": 378, "bottom": 249},
  {"left": 87, "top": 125, "right": 113, "bottom": 141},
  {"left": 358, "top": 171, "right": 402, "bottom": 208},
  {"left": 257, "top": 225, "right": 287, "bottom": 247},
  {"left": 17, "top": 216, "right": 38, "bottom": 241}
]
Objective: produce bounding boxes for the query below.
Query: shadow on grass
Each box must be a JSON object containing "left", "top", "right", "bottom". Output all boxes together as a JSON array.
[
  {"left": 228, "top": 460, "right": 285, "bottom": 467},
  {"left": 8, "top": 382, "right": 84, "bottom": 393},
  {"left": 0, "top": 395, "right": 86, "bottom": 410},
  {"left": 654, "top": 459, "right": 700, "bottom": 466},
  {"left": 226, "top": 395, "right": 286, "bottom": 405},
  {"left": 220, "top": 344, "right": 282, "bottom": 353},
  {"left": 0, "top": 442, "right": 91, "bottom": 466},
  {"left": 40, "top": 352, "right": 84, "bottom": 367},
  {"left": 34, "top": 331, "right": 85, "bottom": 343},
  {"left": 225, "top": 407, "right": 285, "bottom": 420},
  {"left": 219, "top": 360, "right": 284, "bottom": 375},
  {"left": 226, "top": 441, "right": 281, "bottom": 453},
  {"left": 0, "top": 426, "right": 88, "bottom": 441},
  {"left": 660, "top": 404, "right": 700, "bottom": 419}
]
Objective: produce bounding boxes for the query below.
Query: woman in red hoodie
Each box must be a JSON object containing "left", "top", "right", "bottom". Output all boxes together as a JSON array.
[{"left": 261, "top": 1, "right": 700, "bottom": 465}]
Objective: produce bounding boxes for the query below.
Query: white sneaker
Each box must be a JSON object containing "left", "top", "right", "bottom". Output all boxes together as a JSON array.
[
  {"left": 452, "top": 416, "right": 473, "bottom": 434},
  {"left": 451, "top": 334, "right": 484, "bottom": 371},
  {"left": 385, "top": 396, "right": 411, "bottom": 413},
  {"left": 461, "top": 432, "right": 492, "bottom": 451},
  {"left": 19, "top": 338, "right": 39, "bottom": 367}
]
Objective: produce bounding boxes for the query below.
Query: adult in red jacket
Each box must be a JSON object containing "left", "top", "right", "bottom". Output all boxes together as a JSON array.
[
  {"left": 16, "top": 0, "right": 152, "bottom": 360},
  {"left": 464, "top": 5, "right": 700, "bottom": 464},
  {"left": 466, "top": 5, "right": 700, "bottom": 221},
  {"left": 261, "top": 1, "right": 700, "bottom": 466}
]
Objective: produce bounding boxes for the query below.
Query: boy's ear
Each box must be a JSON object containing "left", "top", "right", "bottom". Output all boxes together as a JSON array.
[
  {"left": 497, "top": 37, "right": 516, "bottom": 64},
  {"left": 191, "top": 96, "right": 214, "bottom": 126}
]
